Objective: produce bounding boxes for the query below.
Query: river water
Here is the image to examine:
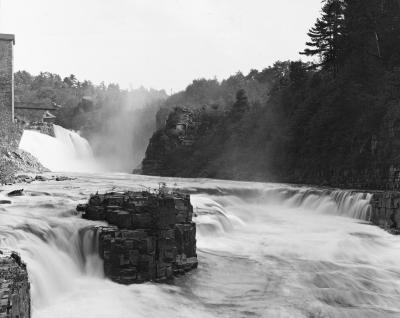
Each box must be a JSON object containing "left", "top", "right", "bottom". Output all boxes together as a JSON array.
[{"left": 1, "top": 173, "right": 400, "bottom": 318}]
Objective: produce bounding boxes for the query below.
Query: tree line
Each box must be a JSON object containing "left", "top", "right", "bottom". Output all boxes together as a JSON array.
[{"left": 142, "top": 0, "right": 400, "bottom": 188}]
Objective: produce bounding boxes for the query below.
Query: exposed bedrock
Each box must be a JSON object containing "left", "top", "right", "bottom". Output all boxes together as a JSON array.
[
  {"left": 0, "top": 251, "right": 30, "bottom": 318},
  {"left": 369, "top": 191, "right": 400, "bottom": 234},
  {"left": 77, "top": 190, "right": 198, "bottom": 284}
]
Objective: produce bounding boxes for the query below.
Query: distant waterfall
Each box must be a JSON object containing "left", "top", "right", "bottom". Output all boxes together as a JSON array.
[
  {"left": 19, "top": 124, "right": 102, "bottom": 172},
  {"left": 192, "top": 184, "right": 373, "bottom": 221}
]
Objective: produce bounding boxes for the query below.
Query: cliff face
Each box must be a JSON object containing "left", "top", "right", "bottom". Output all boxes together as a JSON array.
[
  {"left": 143, "top": 108, "right": 197, "bottom": 176},
  {"left": 0, "top": 251, "right": 30, "bottom": 318},
  {"left": 139, "top": 0, "right": 400, "bottom": 189},
  {"left": 141, "top": 100, "right": 400, "bottom": 191},
  {"left": 139, "top": 56, "right": 400, "bottom": 191},
  {"left": 370, "top": 192, "right": 400, "bottom": 233}
]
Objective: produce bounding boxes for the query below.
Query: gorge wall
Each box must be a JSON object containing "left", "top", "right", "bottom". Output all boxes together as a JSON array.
[
  {"left": 141, "top": 103, "right": 400, "bottom": 191},
  {"left": 140, "top": 1, "right": 400, "bottom": 191}
]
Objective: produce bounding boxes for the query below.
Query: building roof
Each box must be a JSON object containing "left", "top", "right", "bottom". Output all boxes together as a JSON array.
[
  {"left": 0, "top": 34, "right": 15, "bottom": 44},
  {"left": 15, "top": 101, "right": 60, "bottom": 111}
]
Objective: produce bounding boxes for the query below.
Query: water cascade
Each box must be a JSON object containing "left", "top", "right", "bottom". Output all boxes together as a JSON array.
[
  {"left": 1, "top": 174, "right": 399, "bottom": 318},
  {"left": 19, "top": 125, "right": 102, "bottom": 172}
]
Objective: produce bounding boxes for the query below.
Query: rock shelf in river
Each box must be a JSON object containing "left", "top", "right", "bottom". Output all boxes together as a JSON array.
[
  {"left": 0, "top": 251, "right": 30, "bottom": 318},
  {"left": 77, "top": 190, "right": 197, "bottom": 284},
  {"left": 370, "top": 191, "right": 400, "bottom": 234}
]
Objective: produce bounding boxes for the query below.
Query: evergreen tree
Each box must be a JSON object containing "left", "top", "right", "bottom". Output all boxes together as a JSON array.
[
  {"left": 230, "top": 89, "right": 249, "bottom": 121},
  {"left": 301, "top": 0, "right": 345, "bottom": 74}
]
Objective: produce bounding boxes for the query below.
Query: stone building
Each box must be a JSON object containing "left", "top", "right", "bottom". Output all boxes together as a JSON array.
[{"left": 0, "top": 34, "right": 15, "bottom": 123}]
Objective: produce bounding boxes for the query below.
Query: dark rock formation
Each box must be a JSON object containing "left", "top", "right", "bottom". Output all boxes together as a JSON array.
[
  {"left": 142, "top": 107, "right": 214, "bottom": 176},
  {"left": 7, "top": 189, "right": 24, "bottom": 197},
  {"left": 0, "top": 251, "right": 30, "bottom": 318},
  {"left": 370, "top": 192, "right": 400, "bottom": 234},
  {"left": 78, "top": 190, "right": 197, "bottom": 284}
]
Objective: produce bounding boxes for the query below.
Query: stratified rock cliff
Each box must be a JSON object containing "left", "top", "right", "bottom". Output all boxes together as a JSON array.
[
  {"left": 0, "top": 251, "right": 30, "bottom": 318},
  {"left": 78, "top": 190, "right": 197, "bottom": 284}
]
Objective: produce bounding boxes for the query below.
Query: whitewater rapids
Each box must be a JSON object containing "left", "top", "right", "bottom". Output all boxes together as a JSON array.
[{"left": 1, "top": 173, "right": 400, "bottom": 318}]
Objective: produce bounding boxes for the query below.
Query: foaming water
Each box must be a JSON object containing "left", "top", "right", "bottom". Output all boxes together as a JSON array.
[
  {"left": 0, "top": 173, "right": 400, "bottom": 317},
  {"left": 19, "top": 125, "right": 102, "bottom": 172}
]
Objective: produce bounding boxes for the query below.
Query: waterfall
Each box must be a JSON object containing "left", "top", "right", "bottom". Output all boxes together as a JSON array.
[
  {"left": 19, "top": 124, "right": 102, "bottom": 172},
  {"left": 0, "top": 174, "right": 397, "bottom": 318}
]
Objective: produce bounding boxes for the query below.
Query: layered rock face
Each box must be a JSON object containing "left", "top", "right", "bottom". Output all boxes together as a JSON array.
[
  {"left": 0, "top": 251, "right": 30, "bottom": 318},
  {"left": 370, "top": 192, "right": 400, "bottom": 234},
  {"left": 78, "top": 191, "right": 197, "bottom": 284}
]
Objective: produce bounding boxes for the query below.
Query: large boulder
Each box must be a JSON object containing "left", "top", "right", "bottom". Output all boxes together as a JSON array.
[{"left": 78, "top": 190, "right": 198, "bottom": 284}]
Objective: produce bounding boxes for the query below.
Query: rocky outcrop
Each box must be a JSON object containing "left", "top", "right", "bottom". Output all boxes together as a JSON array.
[
  {"left": 369, "top": 191, "right": 400, "bottom": 234},
  {"left": 78, "top": 190, "right": 197, "bottom": 284},
  {"left": 0, "top": 148, "right": 49, "bottom": 185},
  {"left": 24, "top": 122, "right": 54, "bottom": 137},
  {"left": 0, "top": 251, "right": 30, "bottom": 318},
  {"left": 142, "top": 107, "right": 218, "bottom": 176}
]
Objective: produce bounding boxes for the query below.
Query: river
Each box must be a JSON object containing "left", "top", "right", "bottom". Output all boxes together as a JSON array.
[{"left": 1, "top": 173, "right": 400, "bottom": 318}]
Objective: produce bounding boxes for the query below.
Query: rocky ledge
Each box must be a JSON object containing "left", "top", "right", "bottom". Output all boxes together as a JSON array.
[
  {"left": 0, "top": 251, "right": 30, "bottom": 318},
  {"left": 77, "top": 190, "right": 197, "bottom": 284},
  {"left": 370, "top": 192, "right": 400, "bottom": 234}
]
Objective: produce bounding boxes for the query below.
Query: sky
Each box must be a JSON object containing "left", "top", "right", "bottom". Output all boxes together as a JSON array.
[{"left": 0, "top": 0, "right": 321, "bottom": 92}]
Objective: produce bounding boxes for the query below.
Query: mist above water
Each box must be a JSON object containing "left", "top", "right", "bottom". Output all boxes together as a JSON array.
[{"left": 85, "top": 87, "right": 166, "bottom": 172}]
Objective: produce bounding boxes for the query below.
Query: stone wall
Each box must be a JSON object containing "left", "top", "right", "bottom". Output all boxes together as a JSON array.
[
  {"left": 0, "top": 34, "right": 19, "bottom": 156},
  {"left": 0, "top": 34, "right": 14, "bottom": 123},
  {"left": 78, "top": 190, "right": 197, "bottom": 284},
  {"left": 0, "top": 251, "right": 30, "bottom": 318}
]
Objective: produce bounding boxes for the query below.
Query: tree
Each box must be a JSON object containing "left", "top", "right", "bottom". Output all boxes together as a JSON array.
[
  {"left": 301, "top": 0, "right": 345, "bottom": 74},
  {"left": 343, "top": 0, "right": 400, "bottom": 72},
  {"left": 289, "top": 61, "right": 309, "bottom": 87},
  {"left": 63, "top": 74, "right": 79, "bottom": 88},
  {"left": 230, "top": 89, "right": 249, "bottom": 121}
]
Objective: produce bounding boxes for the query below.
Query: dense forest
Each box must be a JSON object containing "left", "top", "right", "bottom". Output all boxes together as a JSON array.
[
  {"left": 142, "top": 0, "right": 400, "bottom": 189},
  {"left": 14, "top": 71, "right": 167, "bottom": 170}
]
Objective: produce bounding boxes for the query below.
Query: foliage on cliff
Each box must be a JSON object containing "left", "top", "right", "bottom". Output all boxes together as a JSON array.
[{"left": 142, "top": 0, "right": 400, "bottom": 187}]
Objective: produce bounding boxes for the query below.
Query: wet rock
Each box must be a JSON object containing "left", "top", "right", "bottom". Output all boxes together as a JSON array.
[
  {"left": 34, "top": 175, "right": 48, "bottom": 182},
  {"left": 79, "top": 190, "right": 198, "bottom": 284},
  {"left": 14, "top": 175, "right": 34, "bottom": 184},
  {"left": 0, "top": 251, "right": 30, "bottom": 318},
  {"left": 55, "top": 176, "right": 75, "bottom": 182},
  {"left": 370, "top": 191, "right": 400, "bottom": 234},
  {"left": 76, "top": 203, "right": 88, "bottom": 212},
  {"left": 8, "top": 189, "right": 24, "bottom": 197}
]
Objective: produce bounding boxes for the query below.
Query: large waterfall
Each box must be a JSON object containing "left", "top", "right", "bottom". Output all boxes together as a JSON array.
[
  {"left": 1, "top": 174, "right": 400, "bottom": 318},
  {"left": 19, "top": 125, "right": 102, "bottom": 172}
]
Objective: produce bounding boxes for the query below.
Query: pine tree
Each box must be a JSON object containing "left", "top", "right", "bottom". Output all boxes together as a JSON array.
[
  {"left": 300, "top": 0, "right": 345, "bottom": 74},
  {"left": 230, "top": 89, "right": 249, "bottom": 121}
]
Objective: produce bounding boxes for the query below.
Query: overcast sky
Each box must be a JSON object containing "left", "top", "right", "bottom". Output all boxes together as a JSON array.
[{"left": 0, "top": 0, "right": 321, "bottom": 92}]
